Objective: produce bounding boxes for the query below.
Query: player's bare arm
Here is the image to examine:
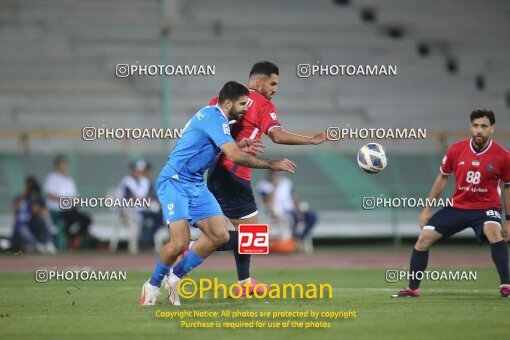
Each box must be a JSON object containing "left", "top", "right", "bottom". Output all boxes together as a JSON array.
[
  {"left": 268, "top": 127, "right": 326, "bottom": 145},
  {"left": 419, "top": 173, "right": 449, "bottom": 229},
  {"left": 503, "top": 184, "right": 510, "bottom": 242},
  {"left": 220, "top": 142, "right": 296, "bottom": 174},
  {"left": 236, "top": 137, "right": 265, "bottom": 155}
]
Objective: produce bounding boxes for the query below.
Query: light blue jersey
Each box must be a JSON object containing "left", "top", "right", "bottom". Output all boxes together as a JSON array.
[
  {"left": 161, "top": 105, "right": 234, "bottom": 183},
  {"left": 157, "top": 105, "right": 234, "bottom": 226}
]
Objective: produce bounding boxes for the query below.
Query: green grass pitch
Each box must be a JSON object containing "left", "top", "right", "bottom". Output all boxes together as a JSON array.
[{"left": 0, "top": 268, "right": 507, "bottom": 339}]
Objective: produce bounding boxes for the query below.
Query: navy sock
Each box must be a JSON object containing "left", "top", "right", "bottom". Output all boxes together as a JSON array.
[
  {"left": 215, "top": 231, "right": 250, "bottom": 280},
  {"left": 234, "top": 251, "right": 251, "bottom": 281},
  {"left": 409, "top": 248, "right": 429, "bottom": 290},
  {"left": 216, "top": 230, "right": 238, "bottom": 251},
  {"left": 173, "top": 249, "right": 205, "bottom": 279},
  {"left": 490, "top": 240, "right": 510, "bottom": 284},
  {"left": 149, "top": 259, "right": 171, "bottom": 287}
]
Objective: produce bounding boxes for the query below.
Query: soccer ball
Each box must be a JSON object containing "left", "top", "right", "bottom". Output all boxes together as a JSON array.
[{"left": 357, "top": 143, "right": 387, "bottom": 173}]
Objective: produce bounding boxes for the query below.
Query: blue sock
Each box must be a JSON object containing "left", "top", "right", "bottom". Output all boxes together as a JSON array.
[
  {"left": 149, "top": 259, "right": 171, "bottom": 287},
  {"left": 173, "top": 250, "right": 204, "bottom": 278}
]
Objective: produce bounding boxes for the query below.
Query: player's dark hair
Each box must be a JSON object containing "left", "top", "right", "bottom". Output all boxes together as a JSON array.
[
  {"left": 54, "top": 154, "right": 68, "bottom": 166},
  {"left": 249, "top": 61, "right": 279, "bottom": 78},
  {"left": 470, "top": 108, "right": 495, "bottom": 125},
  {"left": 218, "top": 81, "right": 249, "bottom": 104}
]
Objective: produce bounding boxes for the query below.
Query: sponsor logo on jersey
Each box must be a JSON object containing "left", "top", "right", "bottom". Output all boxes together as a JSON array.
[
  {"left": 472, "top": 160, "right": 480, "bottom": 167},
  {"left": 442, "top": 156, "right": 447, "bottom": 164},
  {"left": 167, "top": 203, "right": 175, "bottom": 216},
  {"left": 270, "top": 112, "right": 278, "bottom": 121},
  {"left": 458, "top": 161, "right": 465, "bottom": 165}
]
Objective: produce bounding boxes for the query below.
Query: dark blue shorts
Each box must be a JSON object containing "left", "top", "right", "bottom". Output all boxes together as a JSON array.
[
  {"left": 424, "top": 207, "right": 502, "bottom": 245},
  {"left": 207, "top": 164, "right": 257, "bottom": 219}
]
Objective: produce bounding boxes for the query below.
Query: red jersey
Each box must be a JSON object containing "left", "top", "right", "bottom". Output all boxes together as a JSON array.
[
  {"left": 209, "top": 89, "right": 282, "bottom": 181},
  {"left": 440, "top": 138, "right": 510, "bottom": 210}
]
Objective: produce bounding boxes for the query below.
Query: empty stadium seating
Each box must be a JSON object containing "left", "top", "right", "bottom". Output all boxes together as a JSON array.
[{"left": 0, "top": 0, "right": 508, "bottom": 153}]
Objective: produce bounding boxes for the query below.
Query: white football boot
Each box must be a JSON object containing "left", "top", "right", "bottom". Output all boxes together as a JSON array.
[{"left": 140, "top": 280, "right": 160, "bottom": 306}]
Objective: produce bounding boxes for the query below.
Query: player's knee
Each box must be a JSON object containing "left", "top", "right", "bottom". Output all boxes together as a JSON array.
[
  {"left": 416, "top": 233, "right": 433, "bottom": 250},
  {"left": 218, "top": 229, "right": 230, "bottom": 245},
  {"left": 171, "top": 238, "right": 190, "bottom": 253},
  {"left": 175, "top": 242, "right": 189, "bottom": 254},
  {"left": 212, "top": 230, "right": 229, "bottom": 247},
  {"left": 483, "top": 224, "right": 502, "bottom": 242}
]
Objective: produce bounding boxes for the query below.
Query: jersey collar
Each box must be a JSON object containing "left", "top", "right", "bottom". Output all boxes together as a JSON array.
[
  {"left": 215, "top": 104, "right": 228, "bottom": 121},
  {"left": 470, "top": 138, "right": 492, "bottom": 155}
]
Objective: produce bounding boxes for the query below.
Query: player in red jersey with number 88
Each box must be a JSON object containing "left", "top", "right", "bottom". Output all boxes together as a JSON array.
[{"left": 393, "top": 108, "right": 510, "bottom": 298}]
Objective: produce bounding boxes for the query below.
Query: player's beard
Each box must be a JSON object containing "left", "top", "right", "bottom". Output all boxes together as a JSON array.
[
  {"left": 262, "top": 90, "right": 274, "bottom": 101},
  {"left": 472, "top": 134, "right": 488, "bottom": 149},
  {"left": 230, "top": 108, "right": 246, "bottom": 121}
]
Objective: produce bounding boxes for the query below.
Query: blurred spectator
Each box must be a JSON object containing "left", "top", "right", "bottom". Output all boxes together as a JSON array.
[
  {"left": 140, "top": 161, "right": 164, "bottom": 248},
  {"left": 11, "top": 176, "right": 56, "bottom": 254},
  {"left": 44, "top": 155, "right": 92, "bottom": 249},
  {"left": 257, "top": 170, "right": 318, "bottom": 252},
  {"left": 114, "top": 160, "right": 163, "bottom": 253}
]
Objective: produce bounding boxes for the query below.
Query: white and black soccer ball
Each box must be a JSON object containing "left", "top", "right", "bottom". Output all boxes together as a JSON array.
[{"left": 357, "top": 143, "right": 388, "bottom": 174}]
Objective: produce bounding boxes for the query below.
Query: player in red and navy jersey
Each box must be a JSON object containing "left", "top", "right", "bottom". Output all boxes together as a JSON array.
[
  {"left": 393, "top": 109, "right": 510, "bottom": 298},
  {"left": 207, "top": 61, "right": 327, "bottom": 295}
]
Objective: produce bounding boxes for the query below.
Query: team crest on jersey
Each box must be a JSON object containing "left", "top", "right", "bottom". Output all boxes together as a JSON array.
[
  {"left": 223, "top": 123, "right": 230, "bottom": 135},
  {"left": 472, "top": 160, "right": 480, "bottom": 167},
  {"left": 487, "top": 162, "right": 494, "bottom": 172},
  {"left": 270, "top": 112, "right": 278, "bottom": 121}
]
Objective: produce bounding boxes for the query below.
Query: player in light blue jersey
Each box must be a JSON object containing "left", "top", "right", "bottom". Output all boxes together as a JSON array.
[{"left": 141, "top": 81, "right": 297, "bottom": 305}]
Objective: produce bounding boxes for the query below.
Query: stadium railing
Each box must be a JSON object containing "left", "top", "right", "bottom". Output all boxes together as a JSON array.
[{"left": 1, "top": 128, "right": 509, "bottom": 154}]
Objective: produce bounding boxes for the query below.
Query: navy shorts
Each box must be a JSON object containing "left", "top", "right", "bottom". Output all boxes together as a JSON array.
[
  {"left": 207, "top": 164, "right": 257, "bottom": 219},
  {"left": 424, "top": 207, "right": 502, "bottom": 245}
]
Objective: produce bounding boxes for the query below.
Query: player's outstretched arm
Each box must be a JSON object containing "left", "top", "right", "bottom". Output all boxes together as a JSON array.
[
  {"left": 503, "top": 184, "right": 510, "bottom": 242},
  {"left": 236, "top": 137, "right": 265, "bottom": 156},
  {"left": 220, "top": 142, "right": 296, "bottom": 174},
  {"left": 268, "top": 128, "right": 326, "bottom": 145},
  {"left": 418, "top": 173, "right": 449, "bottom": 229}
]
